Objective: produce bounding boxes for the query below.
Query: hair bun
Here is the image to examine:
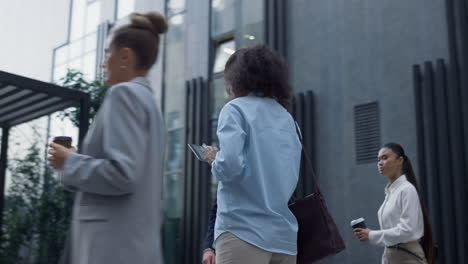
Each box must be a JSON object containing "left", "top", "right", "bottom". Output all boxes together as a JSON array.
[{"left": 130, "top": 11, "right": 168, "bottom": 36}]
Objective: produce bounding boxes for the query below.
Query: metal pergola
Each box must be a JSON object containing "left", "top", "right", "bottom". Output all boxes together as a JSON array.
[{"left": 0, "top": 70, "right": 90, "bottom": 236}]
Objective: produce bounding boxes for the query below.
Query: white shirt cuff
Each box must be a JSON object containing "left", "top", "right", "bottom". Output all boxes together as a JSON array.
[{"left": 368, "top": 230, "right": 380, "bottom": 245}]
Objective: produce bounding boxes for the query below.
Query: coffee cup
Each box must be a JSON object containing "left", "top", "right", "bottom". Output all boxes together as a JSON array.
[
  {"left": 53, "top": 136, "right": 72, "bottom": 149},
  {"left": 350, "top": 217, "right": 367, "bottom": 229}
]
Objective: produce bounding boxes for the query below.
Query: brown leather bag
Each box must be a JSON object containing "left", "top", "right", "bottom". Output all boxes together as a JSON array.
[{"left": 289, "top": 123, "right": 346, "bottom": 263}]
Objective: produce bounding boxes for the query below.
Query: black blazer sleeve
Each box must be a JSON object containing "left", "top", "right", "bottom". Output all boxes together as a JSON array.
[{"left": 202, "top": 198, "right": 217, "bottom": 250}]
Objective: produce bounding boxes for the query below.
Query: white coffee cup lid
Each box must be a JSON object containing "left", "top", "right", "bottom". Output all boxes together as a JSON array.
[{"left": 350, "top": 217, "right": 365, "bottom": 226}]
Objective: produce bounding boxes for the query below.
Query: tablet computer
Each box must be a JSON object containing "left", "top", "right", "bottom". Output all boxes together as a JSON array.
[{"left": 187, "top": 143, "right": 208, "bottom": 162}]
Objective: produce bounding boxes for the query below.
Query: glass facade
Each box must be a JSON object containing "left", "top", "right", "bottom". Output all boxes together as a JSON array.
[
  {"left": 162, "top": 1, "right": 187, "bottom": 263},
  {"left": 167, "top": 0, "right": 185, "bottom": 17},
  {"left": 160, "top": 0, "right": 266, "bottom": 261},
  {"left": 212, "top": 40, "right": 235, "bottom": 74},
  {"left": 117, "top": 0, "right": 135, "bottom": 19},
  {"left": 238, "top": 0, "right": 264, "bottom": 47},
  {"left": 53, "top": 0, "right": 101, "bottom": 82},
  {"left": 211, "top": 0, "right": 264, "bottom": 45},
  {"left": 211, "top": 0, "right": 236, "bottom": 37},
  {"left": 208, "top": 0, "right": 265, "bottom": 201},
  {"left": 209, "top": 0, "right": 266, "bottom": 129}
]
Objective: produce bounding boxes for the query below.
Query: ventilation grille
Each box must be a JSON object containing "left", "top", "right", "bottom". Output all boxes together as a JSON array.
[{"left": 355, "top": 102, "right": 380, "bottom": 164}]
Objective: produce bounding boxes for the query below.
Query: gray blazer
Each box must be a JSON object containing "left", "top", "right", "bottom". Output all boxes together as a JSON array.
[{"left": 60, "top": 77, "right": 166, "bottom": 264}]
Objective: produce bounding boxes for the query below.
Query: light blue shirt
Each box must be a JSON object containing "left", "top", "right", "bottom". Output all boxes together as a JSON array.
[{"left": 212, "top": 95, "right": 302, "bottom": 255}]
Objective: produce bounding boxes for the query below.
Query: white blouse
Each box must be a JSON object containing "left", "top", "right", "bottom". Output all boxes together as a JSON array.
[{"left": 368, "top": 175, "right": 424, "bottom": 247}]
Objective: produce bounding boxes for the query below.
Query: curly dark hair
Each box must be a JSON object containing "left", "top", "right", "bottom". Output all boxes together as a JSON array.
[{"left": 224, "top": 45, "right": 292, "bottom": 108}]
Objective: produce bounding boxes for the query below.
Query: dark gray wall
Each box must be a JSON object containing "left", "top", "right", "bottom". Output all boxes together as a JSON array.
[{"left": 286, "top": 0, "right": 449, "bottom": 263}]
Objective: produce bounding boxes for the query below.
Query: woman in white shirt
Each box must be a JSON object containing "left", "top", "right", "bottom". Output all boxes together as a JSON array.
[{"left": 354, "top": 143, "right": 435, "bottom": 264}]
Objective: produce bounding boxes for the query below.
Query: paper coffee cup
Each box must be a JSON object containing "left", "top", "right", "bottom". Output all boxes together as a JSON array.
[
  {"left": 53, "top": 136, "right": 72, "bottom": 148},
  {"left": 350, "top": 217, "right": 367, "bottom": 229}
]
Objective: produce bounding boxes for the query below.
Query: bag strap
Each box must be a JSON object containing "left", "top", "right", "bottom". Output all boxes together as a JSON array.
[{"left": 294, "top": 121, "right": 321, "bottom": 194}]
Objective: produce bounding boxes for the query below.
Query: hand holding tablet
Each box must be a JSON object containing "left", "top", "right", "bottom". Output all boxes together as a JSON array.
[
  {"left": 187, "top": 143, "right": 208, "bottom": 162},
  {"left": 188, "top": 143, "right": 218, "bottom": 165}
]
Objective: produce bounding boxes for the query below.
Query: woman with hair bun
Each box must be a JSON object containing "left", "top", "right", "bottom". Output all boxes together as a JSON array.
[{"left": 48, "top": 12, "right": 168, "bottom": 264}]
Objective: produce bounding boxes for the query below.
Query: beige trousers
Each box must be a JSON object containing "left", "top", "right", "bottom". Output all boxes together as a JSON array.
[
  {"left": 383, "top": 241, "right": 428, "bottom": 264},
  {"left": 215, "top": 232, "right": 296, "bottom": 264}
]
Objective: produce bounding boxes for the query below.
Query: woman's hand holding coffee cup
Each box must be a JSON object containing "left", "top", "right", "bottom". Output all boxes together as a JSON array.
[
  {"left": 351, "top": 217, "right": 370, "bottom": 241},
  {"left": 48, "top": 143, "right": 76, "bottom": 169},
  {"left": 354, "top": 228, "right": 370, "bottom": 241}
]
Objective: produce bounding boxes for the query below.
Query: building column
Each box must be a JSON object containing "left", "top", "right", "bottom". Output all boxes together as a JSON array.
[
  {"left": 265, "top": 0, "right": 287, "bottom": 56},
  {"left": 0, "top": 126, "right": 10, "bottom": 238}
]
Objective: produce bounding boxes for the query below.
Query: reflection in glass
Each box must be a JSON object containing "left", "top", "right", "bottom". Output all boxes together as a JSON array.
[
  {"left": 211, "top": 77, "right": 230, "bottom": 122},
  {"left": 211, "top": 0, "right": 236, "bottom": 37},
  {"left": 167, "top": 0, "right": 185, "bottom": 16},
  {"left": 85, "top": 1, "right": 101, "bottom": 34},
  {"left": 166, "top": 113, "right": 182, "bottom": 172},
  {"left": 213, "top": 40, "right": 235, "bottom": 74},
  {"left": 209, "top": 77, "right": 230, "bottom": 200},
  {"left": 210, "top": 0, "right": 264, "bottom": 47},
  {"left": 238, "top": 0, "right": 264, "bottom": 47},
  {"left": 163, "top": 13, "right": 186, "bottom": 199},
  {"left": 117, "top": 0, "right": 135, "bottom": 19},
  {"left": 162, "top": 170, "right": 182, "bottom": 264},
  {"left": 164, "top": 14, "right": 186, "bottom": 133},
  {"left": 163, "top": 171, "right": 182, "bottom": 218},
  {"left": 168, "top": 15, "right": 185, "bottom": 39},
  {"left": 162, "top": 11, "right": 186, "bottom": 264}
]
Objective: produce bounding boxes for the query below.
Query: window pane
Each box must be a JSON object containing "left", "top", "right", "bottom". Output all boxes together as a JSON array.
[
  {"left": 82, "top": 52, "right": 96, "bottom": 80},
  {"left": 209, "top": 77, "right": 229, "bottom": 200},
  {"left": 211, "top": 0, "right": 236, "bottom": 36},
  {"left": 117, "top": 0, "right": 135, "bottom": 19},
  {"left": 70, "top": 0, "right": 86, "bottom": 40},
  {"left": 238, "top": 0, "right": 264, "bottom": 47},
  {"left": 84, "top": 32, "right": 97, "bottom": 53},
  {"left": 162, "top": 12, "right": 186, "bottom": 264},
  {"left": 167, "top": 0, "right": 185, "bottom": 16},
  {"left": 69, "top": 39, "right": 83, "bottom": 60},
  {"left": 164, "top": 14, "right": 186, "bottom": 131},
  {"left": 68, "top": 58, "right": 82, "bottom": 71},
  {"left": 55, "top": 45, "right": 69, "bottom": 66},
  {"left": 162, "top": 170, "right": 182, "bottom": 264},
  {"left": 166, "top": 126, "right": 183, "bottom": 171},
  {"left": 164, "top": 15, "right": 185, "bottom": 168},
  {"left": 85, "top": 1, "right": 101, "bottom": 34},
  {"left": 240, "top": 0, "right": 263, "bottom": 27},
  {"left": 54, "top": 65, "right": 68, "bottom": 82},
  {"left": 212, "top": 40, "right": 235, "bottom": 73},
  {"left": 210, "top": 77, "right": 229, "bottom": 143}
]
